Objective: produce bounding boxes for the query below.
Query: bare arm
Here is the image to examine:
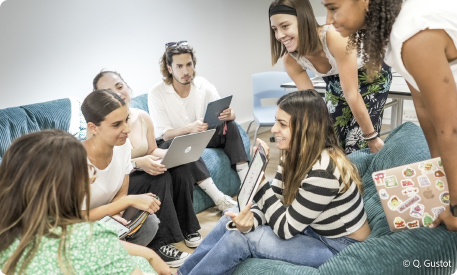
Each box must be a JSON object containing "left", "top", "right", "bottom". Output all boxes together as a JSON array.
[
  {"left": 283, "top": 53, "right": 314, "bottom": 90},
  {"left": 162, "top": 120, "right": 208, "bottom": 141},
  {"left": 328, "top": 28, "right": 383, "bottom": 153},
  {"left": 87, "top": 175, "right": 160, "bottom": 221},
  {"left": 406, "top": 82, "right": 440, "bottom": 157},
  {"left": 402, "top": 29, "right": 457, "bottom": 231},
  {"left": 121, "top": 241, "right": 171, "bottom": 275},
  {"left": 131, "top": 110, "right": 167, "bottom": 175},
  {"left": 87, "top": 175, "right": 132, "bottom": 221}
]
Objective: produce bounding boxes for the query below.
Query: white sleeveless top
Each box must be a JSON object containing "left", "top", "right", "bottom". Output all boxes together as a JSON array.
[
  {"left": 385, "top": 0, "right": 457, "bottom": 91},
  {"left": 290, "top": 25, "right": 365, "bottom": 77}
]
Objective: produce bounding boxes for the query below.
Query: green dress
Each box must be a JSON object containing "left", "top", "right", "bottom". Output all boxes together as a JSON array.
[{"left": 0, "top": 222, "right": 157, "bottom": 275}]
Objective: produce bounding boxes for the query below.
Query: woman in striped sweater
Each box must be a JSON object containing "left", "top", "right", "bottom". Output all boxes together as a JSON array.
[{"left": 178, "top": 90, "right": 371, "bottom": 275}]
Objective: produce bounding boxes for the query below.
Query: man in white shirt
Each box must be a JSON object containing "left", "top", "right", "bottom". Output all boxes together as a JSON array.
[{"left": 148, "top": 41, "right": 249, "bottom": 211}]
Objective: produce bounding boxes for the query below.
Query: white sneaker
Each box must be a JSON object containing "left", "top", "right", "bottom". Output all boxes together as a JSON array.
[
  {"left": 184, "top": 232, "right": 202, "bottom": 248},
  {"left": 215, "top": 195, "right": 237, "bottom": 211}
]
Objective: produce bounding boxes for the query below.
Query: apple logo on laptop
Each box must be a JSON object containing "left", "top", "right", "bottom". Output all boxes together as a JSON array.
[
  {"left": 423, "top": 187, "right": 435, "bottom": 199},
  {"left": 185, "top": 146, "right": 192, "bottom": 153}
]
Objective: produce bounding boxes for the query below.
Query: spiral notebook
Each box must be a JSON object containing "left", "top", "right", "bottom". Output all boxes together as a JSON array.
[{"left": 372, "top": 157, "right": 449, "bottom": 231}]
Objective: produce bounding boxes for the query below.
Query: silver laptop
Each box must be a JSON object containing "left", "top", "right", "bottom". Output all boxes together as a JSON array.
[{"left": 160, "top": 129, "right": 216, "bottom": 169}]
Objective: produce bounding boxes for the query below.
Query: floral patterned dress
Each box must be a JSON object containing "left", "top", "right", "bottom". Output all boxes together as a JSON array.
[
  {"left": 323, "top": 64, "right": 392, "bottom": 153},
  {"left": 0, "top": 222, "right": 157, "bottom": 275},
  {"left": 290, "top": 25, "right": 392, "bottom": 154}
]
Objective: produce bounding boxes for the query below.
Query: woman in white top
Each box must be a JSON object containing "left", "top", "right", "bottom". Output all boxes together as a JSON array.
[
  {"left": 81, "top": 90, "right": 161, "bottom": 246},
  {"left": 321, "top": 0, "right": 457, "bottom": 230},
  {"left": 93, "top": 71, "right": 214, "bottom": 267},
  {"left": 269, "top": 0, "right": 392, "bottom": 154}
]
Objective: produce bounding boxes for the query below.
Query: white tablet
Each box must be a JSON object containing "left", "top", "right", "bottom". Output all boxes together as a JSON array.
[
  {"left": 237, "top": 145, "right": 268, "bottom": 211},
  {"left": 203, "top": 95, "right": 233, "bottom": 127}
]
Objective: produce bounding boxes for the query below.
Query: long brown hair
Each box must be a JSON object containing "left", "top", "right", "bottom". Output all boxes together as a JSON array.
[
  {"left": 0, "top": 130, "right": 90, "bottom": 274},
  {"left": 278, "top": 90, "right": 362, "bottom": 205},
  {"left": 348, "top": 0, "right": 402, "bottom": 81},
  {"left": 269, "top": 0, "right": 322, "bottom": 65}
]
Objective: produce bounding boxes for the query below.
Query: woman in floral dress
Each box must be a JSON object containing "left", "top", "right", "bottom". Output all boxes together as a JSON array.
[{"left": 269, "top": 0, "right": 392, "bottom": 154}]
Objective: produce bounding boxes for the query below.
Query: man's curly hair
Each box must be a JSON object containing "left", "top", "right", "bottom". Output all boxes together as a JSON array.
[{"left": 348, "top": 0, "right": 402, "bottom": 81}]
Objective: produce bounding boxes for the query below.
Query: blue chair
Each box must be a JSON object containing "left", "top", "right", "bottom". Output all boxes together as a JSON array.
[{"left": 246, "top": 71, "right": 293, "bottom": 154}]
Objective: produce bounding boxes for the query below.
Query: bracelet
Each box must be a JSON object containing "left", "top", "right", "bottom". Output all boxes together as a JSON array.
[
  {"left": 362, "top": 130, "right": 377, "bottom": 138},
  {"left": 364, "top": 134, "right": 380, "bottom": 141}
]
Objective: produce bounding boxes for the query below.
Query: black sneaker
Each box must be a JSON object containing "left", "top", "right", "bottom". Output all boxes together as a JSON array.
[
  {"left": 154, "top": 244, "right": 189, "bottom": 268},
  {"left": 184, "top": 232, "right": 202, "bottom": 248}
]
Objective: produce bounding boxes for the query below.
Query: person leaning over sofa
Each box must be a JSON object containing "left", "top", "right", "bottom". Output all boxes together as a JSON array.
[
  {"left": 148, "top": 41, "right": 249, "bottom": 211},
  {"left": 81, "top": 90, "right": 161, "bottom": 247},
  {"left": 0, "top": 129, "right": 168, "bottom": 275},
  {"left": 178, "top": 90, "right": 371, "bottom": 275},
  {"left": 321, "top": 0, "right": 457, "bottom": 231}
]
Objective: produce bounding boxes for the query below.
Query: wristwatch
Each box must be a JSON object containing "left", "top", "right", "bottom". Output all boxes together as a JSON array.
[
  {"left": 450, "top": 203, "right": 457, "bottom": 217},
  {"left": 131, "top": 159, "right": 138, "bottom": 170}
]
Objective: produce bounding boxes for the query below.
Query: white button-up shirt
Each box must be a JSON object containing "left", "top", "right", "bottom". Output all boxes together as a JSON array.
[{"left": 148, "top": 76, "right": 220, "bottom": 138}]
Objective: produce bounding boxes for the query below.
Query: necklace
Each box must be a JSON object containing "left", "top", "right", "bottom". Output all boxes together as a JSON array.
[{"left": 90, "top": 138, "right": 113, "bottom": 166}]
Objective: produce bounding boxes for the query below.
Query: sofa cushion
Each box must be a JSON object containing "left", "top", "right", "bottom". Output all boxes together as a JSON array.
[
  {"left": 130, "top": 94, "right": 149, "bottom": 113},
  {"left": 0, "top": 98, "right": 72, "bottom": 158},
  {"left": 68, "top": 97, "right": 87, "bottom": 141},
  {"left": 234, "top": 122, "right": 457, "bottom": 275}
]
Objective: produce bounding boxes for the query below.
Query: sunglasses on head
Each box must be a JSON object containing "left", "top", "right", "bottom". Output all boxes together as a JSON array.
[{"left": 165, "top": 40, "right": 188, "bottom": 49}]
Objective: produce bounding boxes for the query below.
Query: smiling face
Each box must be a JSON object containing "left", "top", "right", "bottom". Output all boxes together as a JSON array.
[
  {"left": 96, "top": 73, "right": 131, "bottom": 105},
  {"left": 94, "top": 105, "right": 130, "bottom": 147},
  {"left": 321, "top": 0, "right": 368, "bottom": 37},
  {"left": 167, "top": 53, "right": 194, "bottom": 85},
  {"left": 270, "top": 13, "right": 300, "bottom": 52},
  {"left": 271, "top": 107, "right": 292, "bottom": 150}
]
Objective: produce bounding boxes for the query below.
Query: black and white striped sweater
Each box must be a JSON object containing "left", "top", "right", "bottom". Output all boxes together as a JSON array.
[{"left": 251, "top": 150, "right": 367, "bottom": 239}]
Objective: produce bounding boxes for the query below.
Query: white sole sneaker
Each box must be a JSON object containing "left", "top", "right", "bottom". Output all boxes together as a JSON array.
[
  {"left": 216, "top": 195, "right": 237, "bottom": 211},
  {"left": 155, "top": 244, "right": 190, "bottom": 268},
  {"left": 184, "top": 232, "right": 202, "bottom": 248}
]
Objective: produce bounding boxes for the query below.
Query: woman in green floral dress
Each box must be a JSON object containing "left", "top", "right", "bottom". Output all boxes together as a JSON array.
[
  {"left": 269, "top": 0, "right": 392, "bottom": 154},
  {"left": 0, "top": 130, "right": 169, "bottom": 275}
]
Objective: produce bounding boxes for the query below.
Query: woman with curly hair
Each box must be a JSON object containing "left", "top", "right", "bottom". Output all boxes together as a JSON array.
[
  {"left": 322, "top": 0, "right": 457, "bottom": 231},
  {"left": 269, "top": 0, "right": 392, "bottom": 154}
]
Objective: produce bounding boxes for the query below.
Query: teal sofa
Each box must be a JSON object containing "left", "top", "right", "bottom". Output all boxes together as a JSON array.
[
  {"left": 234, "top": 122, "right": 457, "bottom": 275},
  {"left": 0, "top": 95, "right": 250, "bottom": 213}
]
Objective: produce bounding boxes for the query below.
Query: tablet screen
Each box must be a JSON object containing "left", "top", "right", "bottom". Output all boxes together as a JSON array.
[{"left": 237, "top": 146, "right": 268, "bottom": 210}]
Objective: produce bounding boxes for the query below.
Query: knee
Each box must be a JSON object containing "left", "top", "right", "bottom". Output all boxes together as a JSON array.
[
  {"left": 226, "top": 120, "right": 238, "bottom": 131},
  {"left": 147, "top": 214, "right": 160, "bottom": 237}
]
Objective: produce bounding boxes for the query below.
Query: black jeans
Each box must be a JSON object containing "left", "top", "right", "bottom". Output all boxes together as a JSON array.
[
  {"left": 207, "top": 120, "right": 248, "bottom": 166},
  {"left": 128, "top": 168, "right": 201, "bottom": 249}
]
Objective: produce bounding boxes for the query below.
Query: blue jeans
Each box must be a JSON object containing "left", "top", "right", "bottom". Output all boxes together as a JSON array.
[{"left": 178, "top": 215, "right": 359, "bottom": 275}]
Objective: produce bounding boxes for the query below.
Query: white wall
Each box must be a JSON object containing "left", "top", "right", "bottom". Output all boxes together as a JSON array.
[
  {"left": 0, "top": 0, "right": 283, "bottom": 126},
  {"left": 0, "top": 0, "right": 415, "bottom": 127}
]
